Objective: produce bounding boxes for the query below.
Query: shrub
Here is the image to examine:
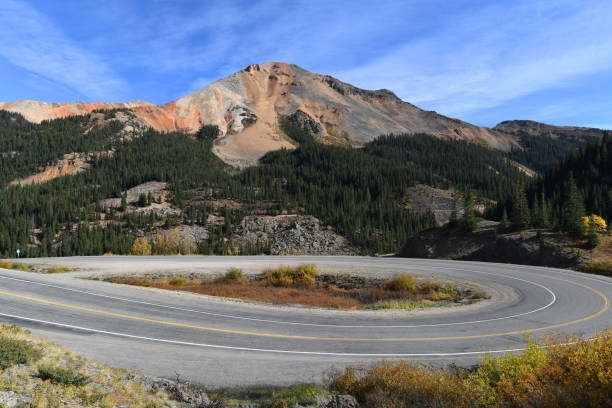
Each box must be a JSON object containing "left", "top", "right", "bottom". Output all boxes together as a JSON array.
[
  {"left": 0, "top": 260, "right": 12, "bottom": 269},
  {"left": 169, "top": 275, "right": 188, "bottom": 286},
  {"left": 224, "top": 267, "right": 244, "bottom": 281},
  {"left": 386, "top": 274, "right": 416, "bottom": 292},
  {"left": 262, "top": 264, "right": 318, "bottom": 287},
  {"left": 583, "top": 258, "right": 612, "bottom": 276},
  {"left": 0, "top": 337, "right": 42, "bottom": 370},
  {"left": 582, "top": 214, "right": 607, "bottom": 232},
  {"left": 329, "top": 330, "right": 612, "bottom": 408},
  {"left": 38, "top": 365, "right": 90, "bottom": 386},
  {"left": 329, "top": 361, "right": 477, "bottom": 408}
]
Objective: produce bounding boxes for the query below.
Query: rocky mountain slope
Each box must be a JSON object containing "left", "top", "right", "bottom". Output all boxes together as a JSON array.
[
  {"left": 0, "top": 62, "right": 518, "bottom": 166},
  {"left": 494, "top": 120, "right": 606, "bottom": 140}
]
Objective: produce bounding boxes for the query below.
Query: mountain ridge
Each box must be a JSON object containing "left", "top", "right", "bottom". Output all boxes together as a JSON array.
[{"left": 1, "top": 62, "right": 518, "bottom": 165}]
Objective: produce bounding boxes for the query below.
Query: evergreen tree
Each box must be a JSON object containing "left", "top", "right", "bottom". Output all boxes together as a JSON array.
[
  {"left": 461, "top": 188, "right": 477, "bottom": 232},
  {"left": 562, "top": 173, "right": 586, "bottom": 237},
  {"left": 500, "top": 208, "right": 510, "bottom": 231},
  {"left": 449, "top": 194, "right": 459, "bottom": 226},
  {"left": 510, "top": 181, "right": 530, "bottom": 230}
]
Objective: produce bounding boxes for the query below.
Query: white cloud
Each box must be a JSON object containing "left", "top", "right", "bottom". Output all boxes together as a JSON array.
[
  {"left": 0, "top": 0, "right": 127, "bottom": 101},
  {"left": 333, "top": 1, "right": 612, "bottom": 117}
]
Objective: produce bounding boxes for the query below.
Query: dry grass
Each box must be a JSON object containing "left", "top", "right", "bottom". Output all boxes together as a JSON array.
[
  {"left": 0, "top": 324, "right": 179, "bottom": 407},
  {"left": 583, "top": 257, "right": 612, "bottom": 276},
  {"left": 329, "top": 329, "right": 612, "bottom": 408},
  {"left": 109, "top": 267, "right": 463, "bottom": 310},
  {"left": 0, "top": 260, "right": 31, "bottom": 271},
  {"left": 47, "top": 265, "right": 69, "bottom": 274}
]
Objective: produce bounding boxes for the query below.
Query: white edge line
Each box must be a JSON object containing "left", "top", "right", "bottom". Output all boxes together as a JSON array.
[{"left": 0, "top": 311, "right": 528, "bottom": 357}]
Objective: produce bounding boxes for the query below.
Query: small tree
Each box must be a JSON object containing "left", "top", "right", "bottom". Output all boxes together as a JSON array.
[
  {"left": 510, "top": 181, "right": 530, "bottom": 230},
  {"left": 500, "top": 208, "right": 510, "bottom": 231},
  {"left": 132, "top": 237, "right": 151, "bottom": 255},
  {"left": 137, "top": 193, "right": 148, "bottom": 207},
  {"left": 586, "top": 218, "right": 600, "bottom": 249},
  {"left": 449, "top": 194, "right": 459, "bottom": 227},
  {"left": 562, "top": 174, "right": 585, "bottom": 237},
  {"left": 461, "top": 188, "right": 477, "bottom": 232}
]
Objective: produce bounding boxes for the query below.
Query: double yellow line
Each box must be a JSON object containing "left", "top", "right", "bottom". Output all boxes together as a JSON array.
[{"left": 0, "top": 274, "right": 608, "bottom": 341}]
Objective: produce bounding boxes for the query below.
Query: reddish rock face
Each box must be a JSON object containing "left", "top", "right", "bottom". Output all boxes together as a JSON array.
[{"left": 0, "top": 62, "right": 519, "bottom": 166}]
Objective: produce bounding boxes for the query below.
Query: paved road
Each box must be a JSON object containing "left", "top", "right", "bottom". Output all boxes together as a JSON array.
[{"left": 0, "top": 256, "right": 611, "bottom": 388}]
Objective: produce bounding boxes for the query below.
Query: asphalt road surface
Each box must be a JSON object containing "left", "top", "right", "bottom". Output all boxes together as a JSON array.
[{"left": 0, "top": 256, "right": 611, "bottom": 388}]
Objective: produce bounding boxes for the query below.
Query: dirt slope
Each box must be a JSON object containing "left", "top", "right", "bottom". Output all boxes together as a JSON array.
[{"left": 1, "top": 62, "right": 519, "bottom": 166}]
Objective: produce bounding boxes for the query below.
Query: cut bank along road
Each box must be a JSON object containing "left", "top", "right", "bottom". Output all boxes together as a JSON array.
[{"left": 0, "top": 256, "right": 611, "bottom": 388}]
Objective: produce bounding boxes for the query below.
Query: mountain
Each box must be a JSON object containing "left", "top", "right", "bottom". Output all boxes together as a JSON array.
[
  {"left": 497, "top": 119, "right": 605, "bottom": 172},
  {"left": 494, "top": 120, "right": 606, "bottom": 140},
  {"left": 0, "top": 62, "right": 517, "bottom": 166}
]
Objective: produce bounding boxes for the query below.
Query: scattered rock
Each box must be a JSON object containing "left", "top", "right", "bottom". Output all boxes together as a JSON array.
[
  {"left": 232, "top": 215, "right": 353, "bottom": 255},
  {"left": 315, "top": 394, "right": 358, "bottom": 408},
  {"left": 0, "top": 391, "right": 18, "bottom": 408},
  {"left": 146, "top": 377, "right": 212, "bottom": 407}
]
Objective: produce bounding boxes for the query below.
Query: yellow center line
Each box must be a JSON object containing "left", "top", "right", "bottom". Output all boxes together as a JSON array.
[{"left": 0, "top": 273, "right": 609, "bottom": 341}]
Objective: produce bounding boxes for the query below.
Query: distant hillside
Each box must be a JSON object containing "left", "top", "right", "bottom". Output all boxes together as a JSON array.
[
  {"left": 494, "top": 120, "right": 606, "bottom": 140},
  {"left": 0, "top": 62, "right": 518, "bottom": 166},
  {"left": 497, "top": 120, "right": 605, "bottom": 172}
]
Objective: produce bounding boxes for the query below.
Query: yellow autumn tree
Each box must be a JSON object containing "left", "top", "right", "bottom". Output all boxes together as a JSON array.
[
  {"left": 582, "top": 214, "right": 607, "bottom": 232},
  {"left": 132, "top": 236, "right": 152, "bottom": 255}
]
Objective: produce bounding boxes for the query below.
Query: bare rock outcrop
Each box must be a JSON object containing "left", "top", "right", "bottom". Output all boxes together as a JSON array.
[{"left": 232, "top": 215, "right": 353, "bottom": 255}]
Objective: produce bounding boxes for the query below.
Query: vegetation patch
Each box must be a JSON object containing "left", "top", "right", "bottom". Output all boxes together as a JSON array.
[
  {"left": 583, "top": 257, "right": 612, "bottom": 276},
  {"left": 228, "top": 383, "right": 330, "bottom": 407},
  {"left": 38, "top": 365, "right": 90, "bottom": 386},
  {"left": 328, "top": 329, "right": 612, "bottom": 408},
  {"left": 0, "top": 260, "right": 31, "bottom": 271},
  {"left": 0, "top": 324, "right": 181, "bottom": 407},
  {"left": 106, "top": 266, "right": 475, "bottom": 310},
  {"left": 0, "top": 334, "right": 42, "bottom": 370}
]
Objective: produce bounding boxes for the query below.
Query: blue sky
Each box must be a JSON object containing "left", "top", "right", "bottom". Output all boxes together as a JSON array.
[{"left": 1, "top": 0, "right": 611, "bottom": 128}]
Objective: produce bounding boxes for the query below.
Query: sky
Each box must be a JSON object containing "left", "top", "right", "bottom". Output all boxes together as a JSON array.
[{"left": 1, "top": 0, "right": 611, "bottom": 128}]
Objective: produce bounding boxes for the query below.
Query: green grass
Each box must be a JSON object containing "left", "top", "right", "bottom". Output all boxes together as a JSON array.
[
  {"left": 228, "top": 384, "right": 329, "bottom": 407},
  {"left": 37, "top": 365, "right": 90, "bottom": 386},
  {"left": 370, "top": 299, "right": 433, "bottom": 310}
]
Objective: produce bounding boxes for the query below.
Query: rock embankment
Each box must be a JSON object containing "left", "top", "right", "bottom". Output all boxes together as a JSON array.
[
  {"left": 233, "top": 215, "right": 354, "bottom": 255},
  {"left": 401, "top": 221, "right": 581, "bottom": 269}
]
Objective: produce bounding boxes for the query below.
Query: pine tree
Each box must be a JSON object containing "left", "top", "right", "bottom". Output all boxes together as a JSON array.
[
  {"left": 562, "top": 173, "right": 585, "bottom": 237},
  {"left": 462, "top": 188, "right": 477, "bottom": 232},
  {"left": 500, "top": 208, "right": 510, "bottom": 231},
  {"left": 510, "top": 181, "right": 530, "bottom": 230},
  {"left": 449, "top": 194, "right": 459, "bottom": 226}
]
